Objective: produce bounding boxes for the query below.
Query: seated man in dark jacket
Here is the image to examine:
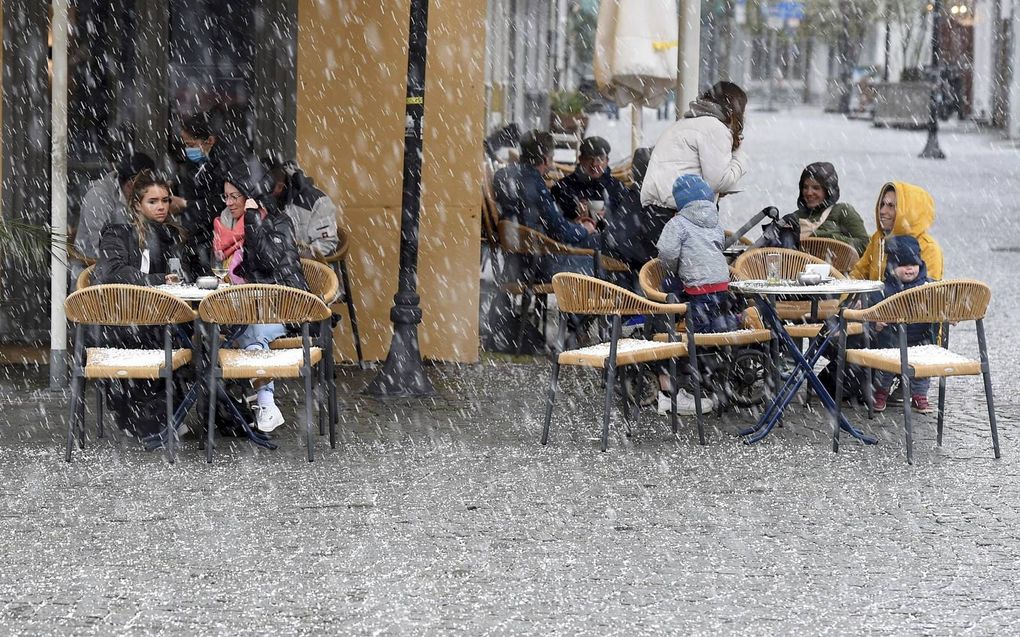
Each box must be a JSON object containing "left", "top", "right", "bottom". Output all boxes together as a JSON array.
[
  {"left": 551, "top": 136, "right": 625, "bottom": 224},
  {"left": 492, "top": 130, "right": 598, "bottom": 278}
]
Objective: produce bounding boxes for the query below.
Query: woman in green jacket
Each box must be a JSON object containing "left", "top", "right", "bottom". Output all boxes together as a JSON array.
[{"left": 794, "top": 161, "right": 869, "bottom": 255}]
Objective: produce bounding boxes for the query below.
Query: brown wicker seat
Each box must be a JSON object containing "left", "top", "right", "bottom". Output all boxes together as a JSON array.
[
  {"left": 63, "top": 284, "right": 197, "bottom": 463},
  {"left": 318, "top": 228, "right": 363, "bottom": 365},
  {"left": 496, "top": 219, "right": 628, "bottom": 353},
  {"left": 834, "top": 279, "right": 999, "bottom": 464},
  {"left": 199, "top": 284, "right": 333, "bottom": 462},
  {"left": 75, "top": 264, "right": 95, "bottom": 291},
  {"left": 542, "top": 273, "right": 700, "bottom": 452},
  {"left": 800, "top": 237, "right": 859, "bottom": 275}
]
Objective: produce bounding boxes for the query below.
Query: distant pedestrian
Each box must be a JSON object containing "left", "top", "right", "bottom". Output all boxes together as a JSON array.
[
  {"left": 850, "top": 182, "right": 943, "bottom": 281},
  {"left": 641, "top": 81, "right": 749, "bottom": 210},
  {"left": 793, "top": 162, "right": 869, "bottom": 255}
]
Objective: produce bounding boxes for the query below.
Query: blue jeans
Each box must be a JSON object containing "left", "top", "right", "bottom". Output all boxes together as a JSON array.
[{"left": 228, "top": 323, "right": 286, "bottom": 350}]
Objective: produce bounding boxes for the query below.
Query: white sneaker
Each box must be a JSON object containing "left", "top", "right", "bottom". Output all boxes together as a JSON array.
[
  {"left": 252, "top": 404, "right": 285, "bottom": 433},
  {"left": 656, "top": 390, "right": 713, "bottom": 416}
]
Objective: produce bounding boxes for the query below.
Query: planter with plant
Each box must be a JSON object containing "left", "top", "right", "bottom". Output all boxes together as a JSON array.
[{"left": 550, "top": 90, "right": 589, "bottom": 134}]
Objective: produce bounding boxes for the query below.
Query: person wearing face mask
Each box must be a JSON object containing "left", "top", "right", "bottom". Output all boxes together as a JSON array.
[
  {"left": 551, "top": 136, "right": 624, "bottom": 228},
  {"left": 793, "top": 162, "right": 869, "bottom": 255},
  {"left": 850, "top": 182, "right": 943, "bottom": 281},
  {"left": 176, "top": 110, "right": 235, "bottom": 271}
]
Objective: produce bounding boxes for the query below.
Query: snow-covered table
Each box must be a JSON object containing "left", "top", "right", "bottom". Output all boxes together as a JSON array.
[{"left": 730, "top": 278, "right": 884, "bottom": 447}]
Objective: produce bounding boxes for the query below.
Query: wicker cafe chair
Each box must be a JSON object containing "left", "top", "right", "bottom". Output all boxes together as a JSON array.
[
  {"left": 496, "top": 219, "right": 629, "bottom": 353},
  {"left": 800, "top": 237, "right": 859, "bottom": 275},
  {"left": 319, "top": 227, "right": 364, "bottom": 366},
  {"left": 76, "top": 264, "right": 95, "bottom": 291},
  {"left": 63, "top": 284, "right": 196, "bottom": 463},
  {"left": 199, "top": 285, "right": 332, "bottom": 463},
  {"left": 638, "top": 258, "right": 775, "bottom": 415},
  {"left": 732, "top": 247, "right": 864, "bottom": 339},
  {"left": 834, "top": 279, "right": 999, "bottom": 464},
  {"left": 270, "top": 259, "right": 341, "bottom": 436},
  {"left": 542, "top": 273, "right": 694, "bottom": 452}
]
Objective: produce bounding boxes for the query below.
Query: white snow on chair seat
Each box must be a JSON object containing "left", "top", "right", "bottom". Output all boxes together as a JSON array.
[
  {"left": 87, "top": 348, "right": 175, "bottom": 368},
  {"left": 566, "top": 338, "right": 681, "bottom": 357},
  {"left": 220, "top": 349, "right": 315, "bottom": 367},
  {"left": 863, "top": 344, "right": 974, "bottom": 366}
]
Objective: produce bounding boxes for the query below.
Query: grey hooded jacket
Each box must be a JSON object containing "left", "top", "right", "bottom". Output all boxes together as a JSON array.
[{"left": 655, "top": 199, "right": 729, "bottom": 292}]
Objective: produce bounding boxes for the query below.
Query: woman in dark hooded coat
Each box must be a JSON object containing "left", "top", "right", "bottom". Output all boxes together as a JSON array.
[{"left": 794, "top": 162, "right": 869, "bottom": 255}]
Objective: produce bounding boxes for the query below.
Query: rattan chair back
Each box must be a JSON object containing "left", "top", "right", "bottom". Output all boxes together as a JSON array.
[
  {"left": 844, "top": 279, "right": 990, "bottom": 324},
  {"left": 65, "top": 284, "right": 196, "bottom": 326},
  {"left": 75, "top": 264, "right": 96, "bottom": 291},
  {"left": 801, "top": 237, "right": 859, "bottom": 274},
  {"left": 638, "top": 258, "right": 668, "bottom": 303},
  {"left": 319, "top": 227, "right": 351, "bottom": 264},
  {"left": 300, "top": 258, "right": 340, "bottom": 305},
  {"left": 199, "top": 284, "right": 331, "bottom": 325},
  {"left": 552, "top": 272, "right": 684, "bottom": 316},
  {"left": 498, "top": 219, "right": 583, "bottom": 257},
  {"left": 732, "top": 247, "right": 847, "bottom": 281}
]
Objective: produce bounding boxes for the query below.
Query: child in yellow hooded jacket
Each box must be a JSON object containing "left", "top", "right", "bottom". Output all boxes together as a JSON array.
[{"left": 850, "top": 182, "right": 943, "bottom": 281}]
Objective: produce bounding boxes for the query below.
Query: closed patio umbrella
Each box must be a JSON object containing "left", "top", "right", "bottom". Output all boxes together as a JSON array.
[{"left": 593, "top": 0, "right": 678, "bottom": 154}]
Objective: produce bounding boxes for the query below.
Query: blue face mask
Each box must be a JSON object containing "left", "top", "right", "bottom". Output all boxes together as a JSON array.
[{"left": 185, "top": 147, "right": 207, "bottom": 164}]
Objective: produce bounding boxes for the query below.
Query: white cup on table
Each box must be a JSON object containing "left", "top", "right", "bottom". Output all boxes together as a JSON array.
[{"left": 804, "top": 263, "right": 831, "bottom": 278}]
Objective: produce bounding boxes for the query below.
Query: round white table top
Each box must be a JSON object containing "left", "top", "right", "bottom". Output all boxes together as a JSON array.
[
  {"left": 730, "top": 278, "right": 884, "bottom": 297},
  {"left": 154, "top": 283, "right": 228, "bottom": 302}
]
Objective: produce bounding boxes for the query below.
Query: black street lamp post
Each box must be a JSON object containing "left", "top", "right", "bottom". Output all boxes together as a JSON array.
[
  {"left": 920, "top": 0, "right": 946, "bottom": 159},
  {"left": 365, "top": 0, "right": 436, "bottom": 397}
]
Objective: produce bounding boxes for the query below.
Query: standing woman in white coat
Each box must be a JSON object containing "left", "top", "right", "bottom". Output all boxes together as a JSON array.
[{"left": 641, "top": 81, "right": 749, "bottom": 211}]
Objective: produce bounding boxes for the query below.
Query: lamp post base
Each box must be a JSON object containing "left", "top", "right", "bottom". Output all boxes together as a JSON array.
[
  {"left": 364, "top": 298, "right": 435, "bottom": 397},
  {"left": 919, "top": 129, "right": 946, "bottom": 159}
]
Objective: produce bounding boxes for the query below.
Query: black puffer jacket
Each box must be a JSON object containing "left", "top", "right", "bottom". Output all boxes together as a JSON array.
[
  {"left": 234, "top": 208, "right": 308, "bottom": 291},
  {"left": 224, "top": 157, "right": 309, "bottom": 291},
  {"left": 95, "top": 220, "right": 197, "bottom": 286}
]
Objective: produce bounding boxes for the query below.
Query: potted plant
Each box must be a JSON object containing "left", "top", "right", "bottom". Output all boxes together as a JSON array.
[{"left": 550, "top": 90, "right": 589, "bottom": 134}]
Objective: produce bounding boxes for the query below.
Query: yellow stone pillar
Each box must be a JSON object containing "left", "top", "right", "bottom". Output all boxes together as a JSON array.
[{"left": 296, "top": 0, "right": 486, "bottom": 363}]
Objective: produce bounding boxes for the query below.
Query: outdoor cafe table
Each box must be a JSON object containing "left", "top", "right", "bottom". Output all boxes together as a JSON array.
[
  {"left": 154, "top": 284, "right": 275, "bottom": 450},
  {"left": 730, "top": 278, "right": 885, "bottom": 446}
]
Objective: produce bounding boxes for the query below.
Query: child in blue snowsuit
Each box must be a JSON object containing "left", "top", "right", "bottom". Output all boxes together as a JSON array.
[{"left": 871, "top": 235, "right": 935, "bottom": 414}]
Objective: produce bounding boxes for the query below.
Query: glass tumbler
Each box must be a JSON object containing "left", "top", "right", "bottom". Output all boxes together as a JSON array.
[{"left": 765, "top": 252, "right": 782, "bottom": 284}]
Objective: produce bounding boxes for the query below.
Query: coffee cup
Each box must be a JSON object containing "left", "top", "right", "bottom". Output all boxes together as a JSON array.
[
  {"left": 804, "top": 263, "right": 830, "bottom": 278},
  {"left": 587, "top": 200, "right": 605, "bottom": 216}
]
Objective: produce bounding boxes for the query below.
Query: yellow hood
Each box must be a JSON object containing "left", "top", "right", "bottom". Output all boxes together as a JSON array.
[{"left": 875, "top": 182, "right": 935, "bottom": 237}]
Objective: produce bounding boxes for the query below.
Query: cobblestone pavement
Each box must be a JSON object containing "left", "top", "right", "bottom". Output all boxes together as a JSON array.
[{"left": 2, "top": 107, "right": 1020, "bottom": 635}]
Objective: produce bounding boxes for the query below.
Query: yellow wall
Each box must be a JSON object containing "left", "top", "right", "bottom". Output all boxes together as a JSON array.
[{"left": 296, "top": 0, "right": 485, "bottom": 363}]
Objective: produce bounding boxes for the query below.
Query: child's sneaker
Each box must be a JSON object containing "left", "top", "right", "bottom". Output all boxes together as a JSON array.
[
  {"left": 911, "top": 394, "right": 932, "bottom": 414},
  {"left": 656, "top": 390, "right": 714, "bottom": 416},
  {"left": 872, "top": 388, "right": 888, "bottom": 413}
]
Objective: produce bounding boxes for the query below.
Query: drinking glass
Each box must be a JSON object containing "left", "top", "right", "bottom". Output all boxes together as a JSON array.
[{"left": 765, "top": 252, "right": 781, "bottom": 284}]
